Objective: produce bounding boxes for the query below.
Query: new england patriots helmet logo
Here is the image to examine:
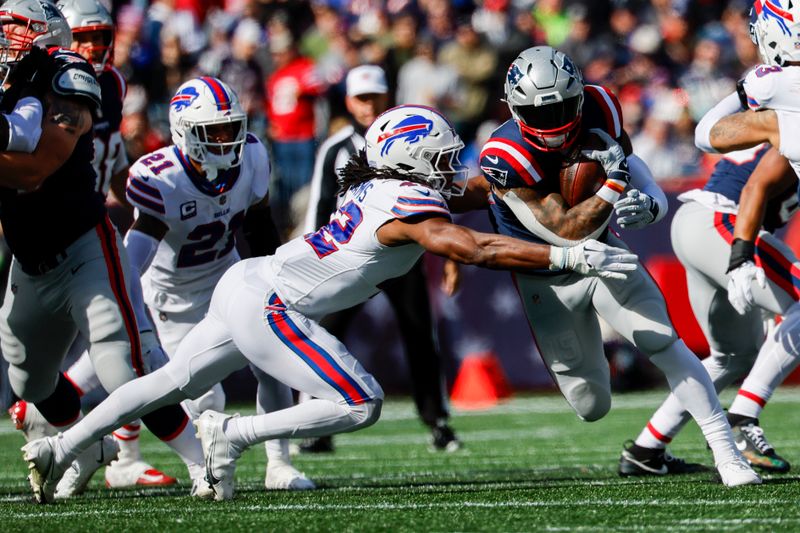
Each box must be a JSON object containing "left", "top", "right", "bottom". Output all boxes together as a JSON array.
[
  {"left": 170, "top": 86, "right": 200, "bottom": 112},
  {"left": 507, "top": 64, "right": 523, "bottom": 88},
  {"left": 377, "top": 115, "right": 433, "bottom": 156}
]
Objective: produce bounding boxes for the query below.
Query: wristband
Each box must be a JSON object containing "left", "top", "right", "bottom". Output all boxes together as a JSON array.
[
  {"left": 596, "top": 178, "right": 626, "bottom": 204},
  {"left": 727, "top": 238, "right": 756, "bottom": 273}
]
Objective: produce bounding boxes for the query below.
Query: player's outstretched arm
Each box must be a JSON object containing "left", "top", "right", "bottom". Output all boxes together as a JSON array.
[
  {"left": 377, "top": 215, "right": 637, "bottom": 279},
  {"left": 0, "top": 93, "right": 92, "bottom": 191}
]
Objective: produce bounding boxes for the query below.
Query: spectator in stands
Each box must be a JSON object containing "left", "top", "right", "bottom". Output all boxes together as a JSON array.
[
  {"left": 265, "top": 27, "right": 326, "bottom": 235},
  {"left": 396, "top": 38, "right": 460, "bottom": 113},
  {"left": 438, "top": 17, "right": 497, "bottom": 143}
]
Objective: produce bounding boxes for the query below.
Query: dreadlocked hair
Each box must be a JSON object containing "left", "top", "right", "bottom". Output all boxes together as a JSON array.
[{"left": 337, "top": 149, "right": 432, "bottom": 196}]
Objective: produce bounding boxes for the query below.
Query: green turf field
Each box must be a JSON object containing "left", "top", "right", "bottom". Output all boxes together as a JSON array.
[{"left": 1, "top": 388, "right": 800, "bottom": 532}]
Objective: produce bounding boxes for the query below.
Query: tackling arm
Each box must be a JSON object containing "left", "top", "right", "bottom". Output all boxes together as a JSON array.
[{"left": 376, "top": 215, "right": 637, "bottom": 279}]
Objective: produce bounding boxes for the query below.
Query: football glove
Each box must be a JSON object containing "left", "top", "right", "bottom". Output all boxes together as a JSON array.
[
  {"left": 613, "top": 189, "right": 660, "bottom": 229},
  {"left": 549, "top": 239, "right": 639, "bottom": 280},
  {"left": 140, "top": 329, "right": 169, "bottom": 374},
  {"left": 727, "top": 261, "right": 766, "bottom": 315},
  {"left": 580, "top": 128, "right": 631, "bottom": 184}
]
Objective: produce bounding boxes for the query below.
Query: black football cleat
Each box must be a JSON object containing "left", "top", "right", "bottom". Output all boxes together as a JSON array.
[
  {"left": 430, "top": 422, "right": 462, "bottom": 452},
  {"left": 619, "top": 440, "right": 710, "bottom": 476}
]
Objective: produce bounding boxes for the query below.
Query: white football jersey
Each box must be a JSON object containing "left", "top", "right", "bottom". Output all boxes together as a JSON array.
[
  {"left": 263, "top": 178, "right": 450, "bottom": 320},
  {"left": 742, "top": 65, "right": 800, "bottom": 177},
  {"left": 126, "top": 133, "right": 270, "bottom": 312}
]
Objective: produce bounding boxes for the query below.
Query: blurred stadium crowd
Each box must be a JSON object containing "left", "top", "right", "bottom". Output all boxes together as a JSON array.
[{"left": 108, "top": 0, "right": 755, "bottom": 235}]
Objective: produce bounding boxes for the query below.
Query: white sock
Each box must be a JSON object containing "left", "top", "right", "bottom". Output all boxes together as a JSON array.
[
  {"left": 635, "top": 349, "right": 748, "bottom": 450},
  {"left": 56, "top": 368, "right": 188, "bottom": 470},
  {"left": 224, "top": 399, "right": 374, "bottom": 451},
  {"left": 161, "top": 416, "right": 205, "bottom": 476},
  {"left": 729, "top": 320, "right": 800, "bottom": 419},
  {"left": 64, "top": 352, "right": 101, "bottom": 395},
  {"left": 253, "top": 366, "right": 294, "bottom": 464},
  {"left": 649, "top": 340, "right": 737, "bottom": 465},
  {"left": 113, "top": 421, "right": 143, "bottom": 463}
]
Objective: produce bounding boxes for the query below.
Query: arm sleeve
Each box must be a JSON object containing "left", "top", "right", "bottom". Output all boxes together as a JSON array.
[
  {"left": 695, "top": 92, "right": 743, "bottom": 153},
  {"left": 123, "top": 229, "right": 160, "bottom": 332},
  {"left": 5, "top": 97, "right": 43, "bottom": 153},
  {"left": 627, "top": 154, "right": 668, "bottom": 223}
]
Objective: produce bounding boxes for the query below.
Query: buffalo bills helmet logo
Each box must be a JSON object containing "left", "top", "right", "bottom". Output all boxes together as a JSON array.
[
  {"left": 507, "top": 64, "right": 523, "bottom": 88},
  {"left": 170, "top": 86, "right": 200, "bottom": 112},
  {"left": 757, "top": 0, "right": 795, "bottom": 36},
  {"left": 376, "top": 115, "right": 433, "bottom": 156}
]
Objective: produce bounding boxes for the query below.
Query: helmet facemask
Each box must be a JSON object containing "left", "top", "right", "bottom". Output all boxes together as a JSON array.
[
  {"left": 71, "top": 25, "right": 112, "bottom": 74},
  {"left": 181, "top": 116, "right": 247, "bottom": 183},
  {"left": 513, "top": 93, "right": 583, "bottom": 152},
  {"left": 415, "top": 141, "right": 468, "bottom": 198}
]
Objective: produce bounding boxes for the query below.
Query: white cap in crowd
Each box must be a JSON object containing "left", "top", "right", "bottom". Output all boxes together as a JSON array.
[{"left": 346, "top": 65, "right": 388, "bottom": 97}]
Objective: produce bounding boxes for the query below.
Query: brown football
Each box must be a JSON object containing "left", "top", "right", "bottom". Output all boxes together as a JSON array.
[{"left": 559, "top": 158, "right": 606, "bottom": 207}]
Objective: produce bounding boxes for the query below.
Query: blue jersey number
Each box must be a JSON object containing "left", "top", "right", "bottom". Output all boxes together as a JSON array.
[
  {"left": 304, "top": 201, "right": 363, "bottom": 258},
  {"left": 177, "top": 211, "right": 245, "bottom": 267}
]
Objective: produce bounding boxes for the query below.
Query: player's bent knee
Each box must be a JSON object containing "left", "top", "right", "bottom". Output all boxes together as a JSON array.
[
  {"left": 350, "top": 398, "right": 383, "bottom": 430},
  {"left": 8, "top": 366, "right": 54, "bottom": 403},
  {"left": 565, "top": 381, "right": 610, "bottom": 422},
  {"left": 631, "top": 325, "right": 678, "bottom": 356}
]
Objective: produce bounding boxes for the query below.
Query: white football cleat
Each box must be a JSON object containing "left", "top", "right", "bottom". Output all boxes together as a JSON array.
[
  {"left": 717, "top": 457, "right": 762, "bottom": 487},
  {"left": 55, "top": 435, "right": 118, "bottom": 499},
  {"left": 265, "top": 462, "right": 316, "bottom": 491},
  {"left": 105, "top": 459, "right": 177, "bottom": 488},
  {"left": 9, "top": 401, "right": 57, "bottom": 441},
  {"left": 191, "top": 475, "right": 216, "bottom": 500},
  {"left": 193, "top": 410, "right": 242, "bottom": 501},
  {"left": 22, "top": 436, "right": 68, "bottom": 504}
]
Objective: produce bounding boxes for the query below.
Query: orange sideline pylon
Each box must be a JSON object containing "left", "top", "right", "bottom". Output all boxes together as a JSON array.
[{"left": 450, "top": 352, "right": 512, "bottom": 410}]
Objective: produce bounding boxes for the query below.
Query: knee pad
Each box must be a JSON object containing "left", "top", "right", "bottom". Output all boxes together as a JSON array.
[
  {"left": 562, "top": 379, "right": 611, "bottom": 422},
  {"left": 92, "top": 342, "right": 139, "bottom": 392}
]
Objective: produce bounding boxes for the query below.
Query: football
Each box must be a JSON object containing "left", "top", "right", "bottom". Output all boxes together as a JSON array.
[{"left": 559, "top": 157, "right": 606, "bottom": 207}]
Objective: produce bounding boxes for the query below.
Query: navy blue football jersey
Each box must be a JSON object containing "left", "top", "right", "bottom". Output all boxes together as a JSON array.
[
  {"left": 703, "top": 144, "right": 798, "bottom": 232},
  {"left": 480, "top": 85, "right": 623, "bottom": 245},
  {"left": 0, "top": 50, "right": 105, "bottom": 273},
  {"left": 93, "top": 66, "right": 127, "bottom": 196}
]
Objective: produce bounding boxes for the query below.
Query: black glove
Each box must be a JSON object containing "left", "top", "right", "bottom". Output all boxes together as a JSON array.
[{"left": 8, "top": 47, "right": 55, "bottom": 102}]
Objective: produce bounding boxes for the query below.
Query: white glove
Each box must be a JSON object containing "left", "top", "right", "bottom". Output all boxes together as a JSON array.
[
  {"left": 549, "top": 239, "right": 639, "bottom": 280},
  {"left": 580, "top": 128, "right": 630, "bottom": 183},
  {"left": 613, "top": 189, "right": 659, "bottom": 229},
  {"left": 727, "top": 261, "right": 767, "bottom": 315},
  {"left": 140, "top": 329, "right": 169, "bottom": 374}
]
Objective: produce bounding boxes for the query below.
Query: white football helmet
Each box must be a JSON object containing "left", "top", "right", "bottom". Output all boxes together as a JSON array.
[
  {"left": 750, "top": 0, "right": 800, "bottom": 66},
  {"left": 169, "top": 76, "right": 248, "bottom": 183},
  {"left": 56, "top": 0, "right": 113, "bottom": 74},
  {"left": 364, "top": 105, "right": 467, "bottom": 198},
  {"left": 504, "top": 46, "right": 584, "bottom": 152}
]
